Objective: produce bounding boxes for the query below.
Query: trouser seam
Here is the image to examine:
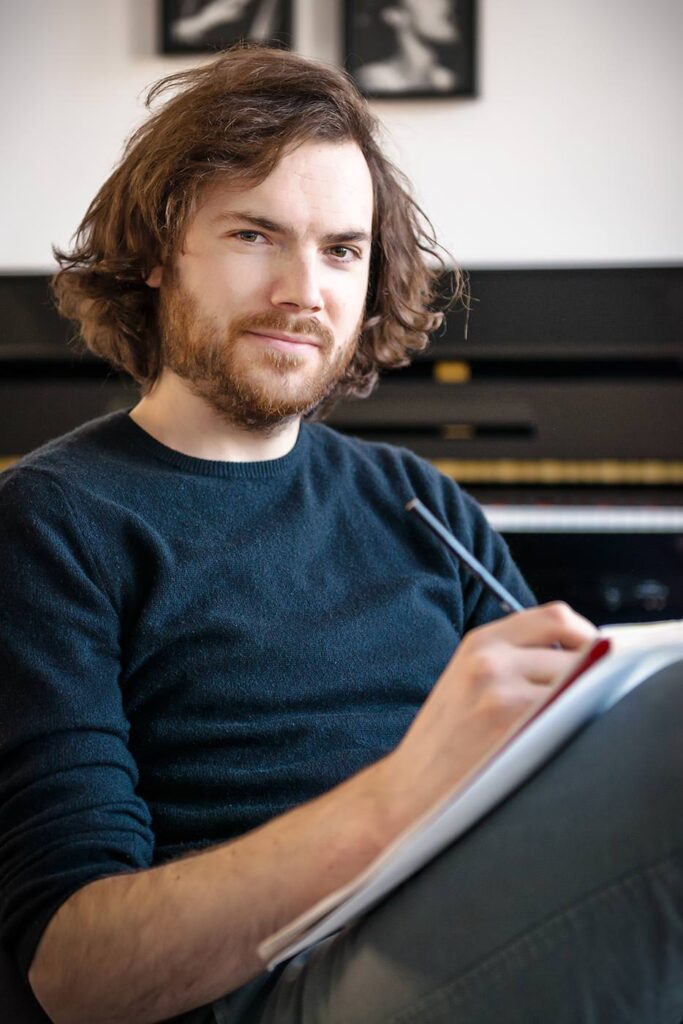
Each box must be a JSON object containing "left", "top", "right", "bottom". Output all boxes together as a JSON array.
[{"left": 382, "top": 848, "right": 683, "bottom": 1024}]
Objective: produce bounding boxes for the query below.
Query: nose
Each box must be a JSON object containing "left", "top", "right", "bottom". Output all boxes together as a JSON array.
[{"left": 270, "top": 252, "right": 324, "bottom": 314}]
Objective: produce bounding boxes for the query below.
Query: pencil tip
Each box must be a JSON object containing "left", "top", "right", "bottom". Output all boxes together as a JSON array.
[{"left": 405, "top": 498, "right": 417, "bottom": 511}]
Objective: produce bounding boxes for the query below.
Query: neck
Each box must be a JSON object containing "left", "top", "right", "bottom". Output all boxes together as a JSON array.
[{"left": 129, "top": 370, "right": 301, "bottom": 463}]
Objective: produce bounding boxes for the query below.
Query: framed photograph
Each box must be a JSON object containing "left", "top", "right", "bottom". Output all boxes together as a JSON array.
[
  {"left": 344, "top": 0, "right": 476, "bottom": 99},
  {"left": 161, "top": 0, "right": 293, "bottom": 54}
]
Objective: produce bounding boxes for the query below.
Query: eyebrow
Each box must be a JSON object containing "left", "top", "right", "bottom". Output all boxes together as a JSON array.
[{"left": 210, "top": 209, "right": 372, "bottom": 246}]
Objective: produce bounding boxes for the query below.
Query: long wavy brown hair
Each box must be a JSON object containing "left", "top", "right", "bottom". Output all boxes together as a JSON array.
[{"left": 52, "top": 44, "right": 461, "bottom": 415}]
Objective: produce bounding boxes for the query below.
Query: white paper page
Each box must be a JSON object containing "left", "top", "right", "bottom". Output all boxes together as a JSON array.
[{"left": 260, "top": 641, "right": 683, "bottom": 968}]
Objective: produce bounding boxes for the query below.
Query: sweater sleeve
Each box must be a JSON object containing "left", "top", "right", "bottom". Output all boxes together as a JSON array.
[{"left": 0, "top": 467, "right": 155, "bottom": 979}]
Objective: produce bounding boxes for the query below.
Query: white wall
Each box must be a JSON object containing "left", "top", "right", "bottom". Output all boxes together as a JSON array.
[{"left": 1, "top": 0, "right": 681, "bottom": 270}]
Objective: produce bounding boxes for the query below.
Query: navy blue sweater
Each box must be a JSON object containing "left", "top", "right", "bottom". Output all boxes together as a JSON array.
[{"left": 0, "top": 412, "right": 533, "bottom": 976}]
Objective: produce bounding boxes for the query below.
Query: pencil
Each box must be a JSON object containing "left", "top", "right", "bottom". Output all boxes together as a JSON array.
[{"left": 406, "top": 497, "right": 524, "bottom": 615}]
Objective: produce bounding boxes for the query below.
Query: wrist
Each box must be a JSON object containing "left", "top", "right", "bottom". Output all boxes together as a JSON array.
[{"left": 366, "top": 748, "right": 432, "bottom": 845}]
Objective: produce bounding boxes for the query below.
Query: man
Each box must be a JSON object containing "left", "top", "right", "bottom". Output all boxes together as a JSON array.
[{"left": 1, "top": 45, "right": 682, "bottom": 1024}]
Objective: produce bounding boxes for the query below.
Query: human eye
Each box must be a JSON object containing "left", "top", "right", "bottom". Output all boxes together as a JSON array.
[
  {"left": 233, "top": 230, "right": 268, "bottom": 244},
  {"left": 326, "top": 245, "right": 361, "bottom": 263}
]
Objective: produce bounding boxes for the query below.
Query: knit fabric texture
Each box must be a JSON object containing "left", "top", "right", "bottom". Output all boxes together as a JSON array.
[{"left": 0, "top": 412, "right": 534, "bottom": 977}]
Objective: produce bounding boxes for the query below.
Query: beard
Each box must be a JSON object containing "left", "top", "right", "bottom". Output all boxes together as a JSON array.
[{"left": 156, "top": 276, "right": 362, "bottom": 432}]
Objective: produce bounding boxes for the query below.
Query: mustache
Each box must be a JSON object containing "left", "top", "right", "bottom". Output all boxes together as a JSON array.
[{"left": 228, "top": 312, "right": 335, "bottom": 351}]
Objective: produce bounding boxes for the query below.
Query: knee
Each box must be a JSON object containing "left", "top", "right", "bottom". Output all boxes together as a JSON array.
[{"left": 569, "top": 660, "right": 683, "bottom": 823}]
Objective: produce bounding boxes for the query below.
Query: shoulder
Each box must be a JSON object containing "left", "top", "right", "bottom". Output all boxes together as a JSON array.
[
  {"left": 9, "top": 410, "right": 129, "bottom": 470},
  {"left": 0, "top": 412, "right": 137, "bottom": 559},
  {"left": 304, "top": 420, "right": 433, "bottom": 479},
  {"left": 303, "top": 422, "right": 484, "bottom": 526},
  {"left": 1, "top": 411, "right": 135, "bottom": 504},
  {"left": 0, "top": 418, "right": 134, "bottom": 604}
]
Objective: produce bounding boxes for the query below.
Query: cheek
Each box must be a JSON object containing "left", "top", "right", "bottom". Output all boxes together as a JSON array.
[
  {"left": 326, "top": 271, "right": 370, "bottom": 330},
  {"left": 184, "top": 260, "right": 267, "bottom": 318}
]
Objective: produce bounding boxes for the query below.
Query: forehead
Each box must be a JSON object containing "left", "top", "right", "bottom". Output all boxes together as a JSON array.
[{"left": 194, "top": 140, "right": 374, "bottom": 234}]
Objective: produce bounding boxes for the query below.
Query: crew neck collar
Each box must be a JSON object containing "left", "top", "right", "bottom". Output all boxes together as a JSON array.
[{"left": 118, "top": 411, "right": 307, "bottom": 479}]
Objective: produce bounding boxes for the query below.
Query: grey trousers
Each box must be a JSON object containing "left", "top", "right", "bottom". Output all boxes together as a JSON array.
[{"left": 183, "top": 662, "right": 683, "bottom": 1023}]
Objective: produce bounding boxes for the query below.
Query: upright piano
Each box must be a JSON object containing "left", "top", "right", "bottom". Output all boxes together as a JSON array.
[{"left": 2, "top": 266, "right": 682, "bottom": 623}]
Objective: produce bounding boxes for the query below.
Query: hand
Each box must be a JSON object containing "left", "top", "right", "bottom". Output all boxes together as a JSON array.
[{"left": 388, "top": 603, "right": 599, "bottom": 818}]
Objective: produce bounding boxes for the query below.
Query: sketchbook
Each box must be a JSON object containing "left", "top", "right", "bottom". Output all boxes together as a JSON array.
[{"left": 259, "top": 619, "right": 683, "bottom": 969}]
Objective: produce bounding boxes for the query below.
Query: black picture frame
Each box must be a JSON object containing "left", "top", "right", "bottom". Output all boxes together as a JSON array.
[
  {"left": 160, "top": 0, "right": 293, "bottom": 54},
  {"left": 344, "top": 0, "right": 476, "bottom": 100}
]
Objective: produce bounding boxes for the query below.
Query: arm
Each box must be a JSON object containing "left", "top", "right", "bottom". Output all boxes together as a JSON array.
[{"left": 30, "top": 602, "right": 597, "bottom": 1024}]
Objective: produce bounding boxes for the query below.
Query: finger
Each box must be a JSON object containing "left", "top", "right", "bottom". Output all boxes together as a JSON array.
[
  {"left": 471, "top": 676, "right": 555, "bottom": 729},
  {"left": 469, "top": 602, "right": 597, "bottom": 651},
  {"left": 509, "top": 646, "right": 588, "bottom": 686}
]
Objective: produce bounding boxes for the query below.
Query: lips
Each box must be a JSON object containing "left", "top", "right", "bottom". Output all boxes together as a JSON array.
[{"left": 244, "top": 329, "right": 322, "bottom": 351}]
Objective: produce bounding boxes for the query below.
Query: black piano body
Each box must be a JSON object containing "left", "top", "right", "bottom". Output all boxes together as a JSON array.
[{"left": 2, "top": 266, "right": 682, "bottom": 623}]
